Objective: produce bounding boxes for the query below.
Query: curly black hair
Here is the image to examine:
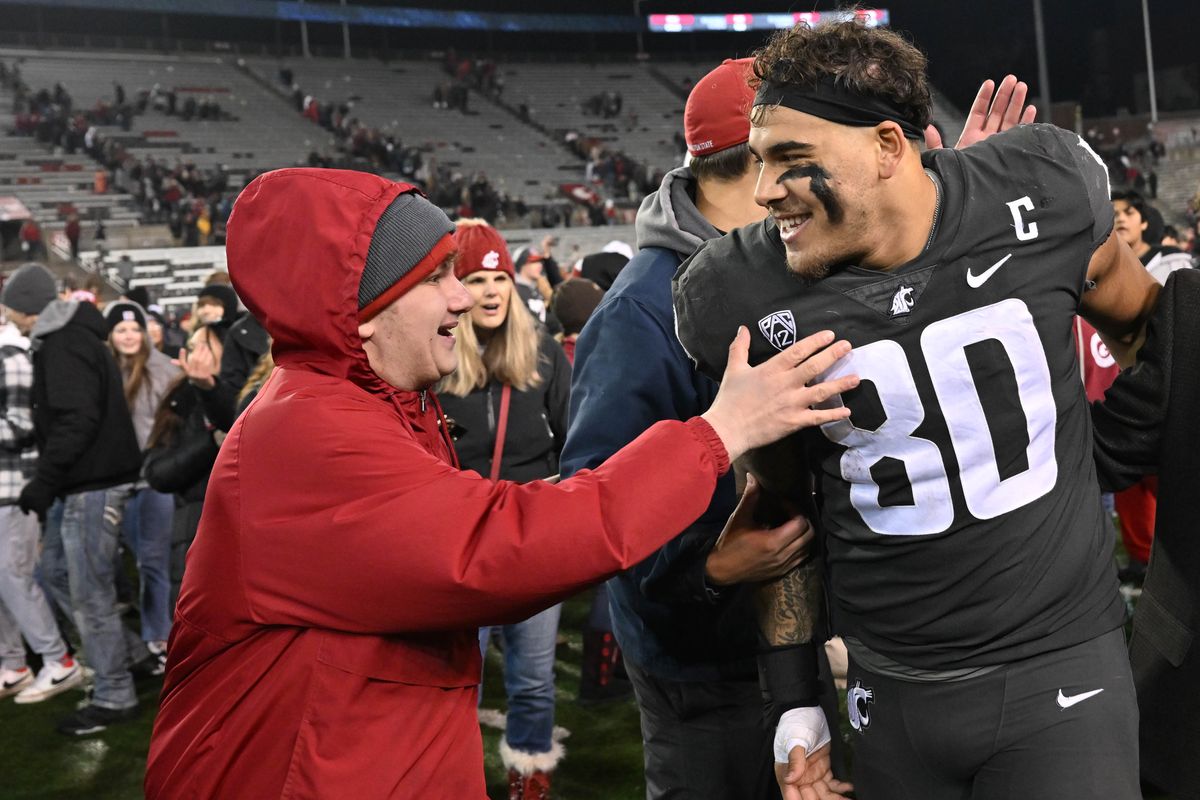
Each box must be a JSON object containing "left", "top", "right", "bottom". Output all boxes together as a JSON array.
[{"left": 750, "top": 18, "right": 932, "bottom": 132}]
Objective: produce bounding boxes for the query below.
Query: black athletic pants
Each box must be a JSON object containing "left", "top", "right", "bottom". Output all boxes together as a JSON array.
[
  {"left": 625, "top": 659, "right": 780, "bottom": 800},
  {"left": 845, "top": 628, "right": 1139, "bottom": 800}
]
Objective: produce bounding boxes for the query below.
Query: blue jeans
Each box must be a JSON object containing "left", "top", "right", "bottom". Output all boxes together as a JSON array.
[
  {"left": 121, "top": 487, "right": 174, "bottom": 643},
  {"left": 479, "top": 603, "right": 561, "bottom": 755},
  {"left": 39, "top": 486, "right": 138, "bottom": 710},
  {"left": 0, "top": 504, "right": 68, "bottom": 668}
]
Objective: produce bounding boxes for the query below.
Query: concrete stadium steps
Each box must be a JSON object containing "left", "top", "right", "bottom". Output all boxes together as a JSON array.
[
  {"left": 3, "top": 48, "right": 320, "bottom": 181},
  {"left": 82, "top": 244, "right": 227, "bottom": 308},
  {"left": 1146, "top": 117, "right": 1200, "bottom": 224},
  {"left": 0, "top": 123, "right": 142, "bottom": 230},
  {"left": 1154, "top": 150, "right": 1200, "bottom": 225},
  {"left": 588, "top": 60, "right": 965, "bottom": 160},
  {"left": 74, "top": 222, "right": 640, "bottom": 311},
  {"left": 499, "top": 62, "right": 687, "bottom": 170},
  {"left": 245, "top": 56, "right": 583, "bottom": 202}
]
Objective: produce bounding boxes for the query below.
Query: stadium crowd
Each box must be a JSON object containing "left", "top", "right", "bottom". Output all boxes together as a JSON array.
[{"left": 3, "top": 17, "right": 1200, "bottom": 800}]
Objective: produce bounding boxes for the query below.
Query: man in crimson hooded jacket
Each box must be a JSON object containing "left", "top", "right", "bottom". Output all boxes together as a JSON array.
[{"left": 143, "top": 168, "right": 858, "bottom": 798}]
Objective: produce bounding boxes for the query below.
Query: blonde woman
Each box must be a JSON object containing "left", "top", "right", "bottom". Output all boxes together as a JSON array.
[
  {"left": 436, "top": 219, "right": 571, "bottom": 799},
  {"left": 105, "top": 301, "right": 180, "bottom": 671}
]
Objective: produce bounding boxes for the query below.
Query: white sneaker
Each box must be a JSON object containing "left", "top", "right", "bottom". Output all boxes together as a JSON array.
[
  {"left": 14, "top": 656, "right": 84, "bottom": 704},
  {"left": 0, "top": 666, "right": 33, "bottom": 698}
]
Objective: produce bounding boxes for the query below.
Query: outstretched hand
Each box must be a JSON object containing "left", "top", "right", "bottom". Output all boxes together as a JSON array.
[
  {"left": 174, "top": 346, "right": 217, "bottom": 391},
  {"left": 777, "top": 744, "right": 854, "bottom": 800},
  {"left": 923, "top": 74, "right": 1037, "bottom": 151},
  {"left": 702, "top": 327, "right": 858, "bottom": 464}
]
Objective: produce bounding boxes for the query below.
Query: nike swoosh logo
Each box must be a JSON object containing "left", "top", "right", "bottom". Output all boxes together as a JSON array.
[
  {"left": 1056, "top": 688, "right": 1104, "bottom": 709},
  {"left": 966, "top": 253, "right": 1013, "bottom": 288},
  {"left": 50, "top": 672, "right": 76, "bottom": 686}
]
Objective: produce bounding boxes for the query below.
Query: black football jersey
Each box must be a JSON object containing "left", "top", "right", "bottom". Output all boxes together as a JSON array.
[{"left": 673, "top": 124, "right": 1125, "bottom": 669}]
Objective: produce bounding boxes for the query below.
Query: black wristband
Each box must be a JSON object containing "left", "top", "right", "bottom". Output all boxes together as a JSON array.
[{"left": 758, "top": 643, "right": 820, "bottom": 715}]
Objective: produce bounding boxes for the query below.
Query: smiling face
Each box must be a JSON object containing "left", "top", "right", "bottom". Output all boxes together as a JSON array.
[
  {"left": 357, "top": 257, "right": 474, "bottom": 391},
  {"left": 464, "top": 271, "right": 512, "bottom": 334},
  {"left": 749, "top": 105, "right": 882, "bottom": 280},
  {"left": 110, "top": 320, "right": 146, "bottom": 356}
]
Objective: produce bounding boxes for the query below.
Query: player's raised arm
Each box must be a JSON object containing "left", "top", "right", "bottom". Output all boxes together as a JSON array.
[{"left": 1081, "top": 230, "right": 1160, "bottom": 366}]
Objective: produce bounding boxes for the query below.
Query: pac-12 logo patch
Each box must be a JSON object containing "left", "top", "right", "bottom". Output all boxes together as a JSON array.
[
  {"left": 758, "top": 310, "right": 796, "bottom": 351},
  {"left": 847, "top": 680, "right": 875, "bottom": 733}
]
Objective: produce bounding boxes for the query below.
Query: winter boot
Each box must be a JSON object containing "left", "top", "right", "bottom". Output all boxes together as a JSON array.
[
  {"left": 501, "top": 740, "right": 562, "bottom": 800},
  {"left": 507, "top": 768, "right": 552, "bottom": 800}
]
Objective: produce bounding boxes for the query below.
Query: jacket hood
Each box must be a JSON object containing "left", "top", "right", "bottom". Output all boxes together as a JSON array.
[
  {"left": 226, "top": 168, "right": 422, "bottom": 397},
  {"left": 30, "top": 299, "right": 106, "bottom": 345},
  {"left": 634, "top": 166, "right": 721, "bottom": 257}
]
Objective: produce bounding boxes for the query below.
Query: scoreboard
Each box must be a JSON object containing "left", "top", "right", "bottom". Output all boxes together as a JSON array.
[{"left": 647, "top": 9, "right": 889, "bottom": 33}]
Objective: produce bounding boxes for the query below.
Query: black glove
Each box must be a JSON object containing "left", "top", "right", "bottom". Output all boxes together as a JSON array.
[{"left": 17, "top": 479, "right": 55, "bottom": 522}]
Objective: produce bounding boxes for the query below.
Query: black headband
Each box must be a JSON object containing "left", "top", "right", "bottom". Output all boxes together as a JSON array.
[{"left": 753, "top": 76, "right": 926, "bottom": 140}]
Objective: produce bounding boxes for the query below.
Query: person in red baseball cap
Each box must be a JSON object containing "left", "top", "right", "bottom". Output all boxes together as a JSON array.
[{"left": 560, "top": 55, "right": 806, "bottom": 800}]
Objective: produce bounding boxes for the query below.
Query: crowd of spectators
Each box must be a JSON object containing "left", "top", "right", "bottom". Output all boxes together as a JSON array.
[
  {"left": 4, "top": 61, "right": 238, "bottom": 250},
  {"left": 0, "top": 261, "right": 262, "bottom": 737},
  {"left": 276, "top": 63, "right": 596, "bottom": 230},
  {"left": 5, "top": 55, "right": 663, "bottom": 241}
]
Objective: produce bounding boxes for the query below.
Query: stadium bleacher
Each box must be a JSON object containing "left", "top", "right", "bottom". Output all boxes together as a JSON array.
[
  {"left": 3, "top": 46, "right": 977, "bottom": 282},
  {"left": 499, "top": 61, "right": 688, "bottom": 170},
  {"left": 6, "top": 49, "right": 320, "bottom": 186},
  {"left": 244, "top": 56, "right": 582, "bottom": 203},
  {"left": 78, "top": 223, "right": 637, "bottom": 311}
]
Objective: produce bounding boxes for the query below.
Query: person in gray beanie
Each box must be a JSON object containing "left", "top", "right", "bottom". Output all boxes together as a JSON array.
[
  {"left": 1, "top": 262, "right": 144, "bottom": 736},
  {"left": 1, "top": 263, "right": 57, "bottom": 322},
  {"left": 0, "top": 264, "right": 82, "bottom": 709},
  {"left": 146, "top": 167, "right": 854, "bottom": 799}
]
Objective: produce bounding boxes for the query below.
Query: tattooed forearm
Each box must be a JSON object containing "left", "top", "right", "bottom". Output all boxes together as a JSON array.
[
  {"left": 755, "top": 558, "right": 824, "bottom": 646},
  {"left": 738, "top": 437, "right": 824, "bottom": 647}
]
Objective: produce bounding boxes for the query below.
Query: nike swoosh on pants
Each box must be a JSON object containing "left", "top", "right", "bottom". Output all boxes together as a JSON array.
[{"left": 1056, "top": 688, "right": 1104, "bottom": 709}]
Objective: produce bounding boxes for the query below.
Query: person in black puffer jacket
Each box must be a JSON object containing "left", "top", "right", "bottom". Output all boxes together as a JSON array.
[
  {"left": 144, "top": 322, "right": 223, "bottom": 610},
  {"left": 436, "top": 220, "right": 570, "bottom": 799},
  {"left": 1, "top": 263, "right": 144, "bottom": 736}
]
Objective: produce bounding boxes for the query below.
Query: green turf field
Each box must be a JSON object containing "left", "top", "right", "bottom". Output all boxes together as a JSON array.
[
  {"left": 0, "top": 585, "right": 1170, "bottom": 799},
  {"left": 0, "top": 590, "right": 650, "bottom": 800}
]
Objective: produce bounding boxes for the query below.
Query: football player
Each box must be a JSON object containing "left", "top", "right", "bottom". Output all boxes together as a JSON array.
[{"left": 673, "top": 19, "right": 1159, "bottom": 800}]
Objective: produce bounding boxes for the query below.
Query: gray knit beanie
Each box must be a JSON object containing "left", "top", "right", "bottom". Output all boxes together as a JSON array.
[
  {"left": 358, "top": 192, "right": 455, "bottom": 312},
  {"left": 1, "top": 263, "right": 57, "bottom": 315}
]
